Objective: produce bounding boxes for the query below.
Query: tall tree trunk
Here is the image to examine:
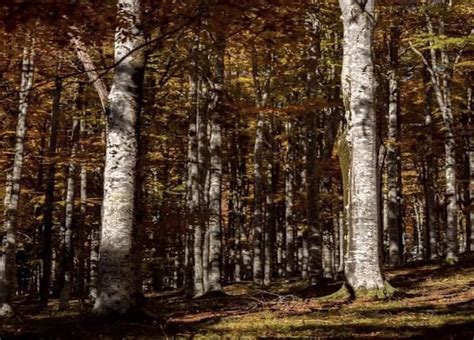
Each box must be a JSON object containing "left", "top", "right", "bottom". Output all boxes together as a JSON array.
[
  {"left": 59, "top": 83, "right": 83, "bottom": 310},
  {"left": 466, "top": 85, "right": 474, "bottom": 252},
  {"left": 206, "top": 33, "right": 225, "bottom": 293},
  {"left": 39, "top": 63, "right": 62, "bottom": 308},
  {"left": 0, "top": 42, "right": 34, "bottom": 317},
  {"left": 285, "top": 122, "right": 295, "bottom": 277},
  {"left": 306, "top": 111, "right": 321, "bottom": 286},
  {"left": 232, "top": 121, "right": 246, "bottom": 282},
  {"left": 439, "top": 2, "right": 458, "bottom": 264},
  {"left": 252, "top": 111, "right": 264, "bottom": 285},
  {"left": 89, "top": 216, "right": 100, "bottom": 300},
  {"left": 76, "top": 164, "right": 87, "bottom": 307},
  {"left": 444, "top": 100, "right": 458, "bottom": 263},
  {"left": 193, "top": 77, "right": 207, "bottom": 297},
  {"left": 264, "top": 126, "right": 276, "bottom": 286},
  {"left": 185, "top": 54, "right": 199, "bottom": 296},
  {"left": 251, "top": 46, "right": 271, "bottom": 285},
  {"left": 93, "top": 0, "right": 146, "bottom": 316},
  {"left": 422, "top": 61, "right": 438, "bottom": 260},
  {"left": 386, "top": 25, "right": 403, "bottom": 266},
  {"left": 322, "top": 228, "right": 334, "bottom": 280},
  {"left": 340, "top": 0, "right": 388, "bottom": 296}
]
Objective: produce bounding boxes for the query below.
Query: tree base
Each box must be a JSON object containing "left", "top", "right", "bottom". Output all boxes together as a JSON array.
[
  {"left": 352, "top": 281, "right": 396, "bottom": 300},
  {"left": 444, "top": 255, "right": 458, "bottom": 265},
  {"left": 0, "top": 303, "right": 14, "bottom": 319},
  {"left": 317, "top": 284, "right": 352, "bottom": 302},
  {"left": 194, "top": 290, "right": 228, "bottom": 300}
]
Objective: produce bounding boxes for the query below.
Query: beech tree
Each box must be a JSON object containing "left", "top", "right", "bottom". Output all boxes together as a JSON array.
[
  {"left": 339, "top": 0, "right": 389, "bottom": 296},
  {"left": 0, "top": 39, "right": 34, "bottom": 317},
  {"left": 92, "top": 0, "right": 147, "bottom": 316}
]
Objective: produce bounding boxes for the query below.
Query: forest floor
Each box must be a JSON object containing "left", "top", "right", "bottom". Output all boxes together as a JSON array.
[{"left": 1, "top": 255, "right": 473, "bottom": 339}]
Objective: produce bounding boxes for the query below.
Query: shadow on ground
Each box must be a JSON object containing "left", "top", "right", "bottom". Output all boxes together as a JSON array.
[{"left": 1, "top": 254, "right": 473, "bottom": 339}]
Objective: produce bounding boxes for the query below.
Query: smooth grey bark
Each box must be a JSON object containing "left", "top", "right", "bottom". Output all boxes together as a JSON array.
[
  {"left": 89, "top": 219, "right": 100, "bottom": 300},
  {"left": 75, "top": 105, "right": 88, "bottom": 307},
  {"left": 76, "top": 164, "right": 87, "bottom": 306},
  {"left": 322, "top": 228, "right": 333, "bottom": 279},
  {"left": 252, "top": 111, "right": 264, "bottom": 285},
  {"left": 251, "top": 46, "right": 271, "bottom": 285},
  {"left": 193, "top": 77, "right": 207, "bottom": 297},
  {"left": 299, "top": 139, "right": 309, "bottom": 279},
  {"left": 263, "top": 117, "right": 277, "bottom": 286},
  {"left": 340, "top": 0, "right": 386, "bottom": 295},
  {"left": 58, "top": 84, "right": 83, "bottom": 310},
  {"left": 414, "top": 198, "right": 423, "bottom": 257},
  {"left": 264, "top": 168, "right": 272, "bottom": 286},
  {"left": 466, "top": 85, "right": 474, "bottom": 251},
  {"left": 192, "top": 39, "right": 210, "bottom": 295},
  {"left": 284, "top": 122, "right": 295, "bottom": 277},
  {"left": 185, "top": 52, "right": 200, "bottom": 296},
  {"left": 0, "top": 42, "right": 34, "bottom": 317},
  {"left": 58, "top": 121, "right": 78, "bottom": 310},
  {"left": 230, "top": 120, "right": 246, "bottom": 282},
  {"left": 39, "top": 64, "right": 62, "bottom": 308},
  {"left": 386, "top": 25, "right": 403, "bottom": 266},
  {"left": 337, "top": 211, "right": 344, "bottom": 273},
  {"left": 302, "top": 232, "right": 309, "bottom": 279},
  {"left": 228, "top": 142, "right": 239, "bottom": 281},
  {"left": 93, "top": 0, "right": 146, "bottom": 316},
  {"left": 421, "top": 62, "right": 438, "bottom": 260},
  {"left": 206, "top": 33, "right": 225, "bottom": 293},
  {"left": 277, "top": 224, "right": 284, "bottom": 277}
]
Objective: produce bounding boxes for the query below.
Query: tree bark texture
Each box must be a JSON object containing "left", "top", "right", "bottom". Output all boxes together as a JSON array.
[
  {"left": 340, "top": 0, "right": 386, "bottom": 295},
  {"left": 93, "top": 0, "right": 146, "bottom": 316},
  {"left": 0, "top": 42, "right": 34, "bottom": 317}
]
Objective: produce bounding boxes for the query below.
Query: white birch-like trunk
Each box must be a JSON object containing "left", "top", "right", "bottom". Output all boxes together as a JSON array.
[
  {"left": 285, "top": 122, "right": 295, "bottom": 277},
  {"left": 386, "top": 65, "right": 403, "bottom": 266},
  {"left": 422, "top": 63, "right": 439, "bottom": 260},
  {"left": 58, "top": 112, "right": 81, "bottom": 310},
  {"left": 467, "top": 86, "right": 474, "bottom": 251},
  {"left": 322, "top": 229, "right": 333, "bottom": 279},
  {"left": 206, "top": 34, "right": 225, "bottom": 293},
  {"left": 0, "top": 42, "right": 34, "bottom": 317},
  {"left": 252, "top": 112, "right": 264, "bottom": 284},
  {"left": 185, "top": 39, "right": 200, "bottom": 296},
  {"left": 193, "top": 81, "right": 206, "bottom": 296},
  {"left": 340, "top": 0, "right": 386, "bottom": 295},
  {"left": 264, "top": 155, "right": 274, "bottom": 286},
  {"left": 76, "top": 164, "right": 87, "bottom": 305},
  {"left": 93, "top": 0, "right": 146, "bottom": 316},
  {"left": 89, "top": 220, "right": 100, "bottom": 300}
]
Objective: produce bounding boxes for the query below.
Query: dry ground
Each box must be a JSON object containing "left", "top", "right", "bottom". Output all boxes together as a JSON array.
[{"left": 1, "top": 255, "right": 473, "bottom": 339}]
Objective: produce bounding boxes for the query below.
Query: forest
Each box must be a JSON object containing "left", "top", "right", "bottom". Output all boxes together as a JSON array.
[{"left": 0, "top": 0, "right": 473, "bottom": 338}]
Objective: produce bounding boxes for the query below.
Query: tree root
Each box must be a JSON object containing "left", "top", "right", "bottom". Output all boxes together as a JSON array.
[
  {"left": 317, "top": 284, "right": 351, "bottom": 302},
  {"left": 353, "top": 281, "right": 397, "bottom": 300}
]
